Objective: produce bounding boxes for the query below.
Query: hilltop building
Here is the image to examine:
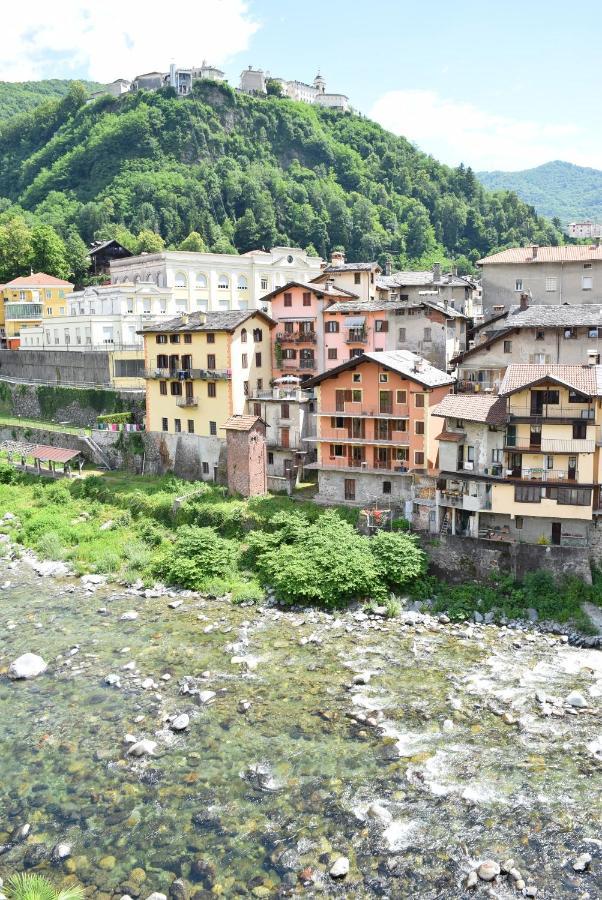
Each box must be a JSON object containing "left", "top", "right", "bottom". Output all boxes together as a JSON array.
[
  {"left": 567, "top": 222, "right": 602, "bottom": 239},
  {"left": 239, "top": 68, "right": 350, "bottom": 110}
]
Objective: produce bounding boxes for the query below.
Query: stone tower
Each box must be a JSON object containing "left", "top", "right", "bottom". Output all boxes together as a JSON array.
[{"left": 223, "top": 415, "right": 267, "bottom": 497}]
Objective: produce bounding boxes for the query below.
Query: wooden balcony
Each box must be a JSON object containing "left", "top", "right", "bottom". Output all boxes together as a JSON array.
[{"left": 175, "top": 396, "right": 198, "bottom": 407}]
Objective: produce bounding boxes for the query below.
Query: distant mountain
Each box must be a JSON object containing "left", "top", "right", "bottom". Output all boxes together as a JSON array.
[
  {"left": 477, "top": 160, "right": 602, "bottom": 224},
  {"left": 0, "top": 79, "right": 100, "bottom": 122}
]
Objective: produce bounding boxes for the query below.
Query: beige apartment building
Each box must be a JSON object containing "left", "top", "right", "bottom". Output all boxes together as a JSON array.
[{"left": 479, "top": 244, "right": 602, "bottom": 317}]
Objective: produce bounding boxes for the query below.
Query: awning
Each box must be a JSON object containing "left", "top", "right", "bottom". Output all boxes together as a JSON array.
[
  {"left": 32, "top": 445, "right": 81, "bottom": 463},
  {"left": 343, "top": 316, "right": 366, "bottom": 327}
]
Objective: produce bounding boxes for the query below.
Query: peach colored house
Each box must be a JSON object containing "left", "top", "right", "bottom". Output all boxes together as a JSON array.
[
  {"left": 264, "top": 281, "right": 356, "bottom": 381},
  {"left": 305, "top": 350, "right": 454, "bottom": 508}
]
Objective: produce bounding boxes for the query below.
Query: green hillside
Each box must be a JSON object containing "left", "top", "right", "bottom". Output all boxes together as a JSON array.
[
  {"left": 0, "top": 79, "right": 100, "bottom": 122},
  {"left": 0, "top": 80, "right": 563, "bottom": 283},
  {"left": 477, "top": 160, "right": 602, "bottom": 224}
]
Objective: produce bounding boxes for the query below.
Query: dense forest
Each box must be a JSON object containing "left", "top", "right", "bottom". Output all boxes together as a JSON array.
[
  {"left": 0, "top": 79, "right": 98, "bottom": 122},
  {"left": 0, "top": 80, "right": 563, "bottom": 284},
  {"left": 478, "top": 160, "right": 602, "bottom": 224}
]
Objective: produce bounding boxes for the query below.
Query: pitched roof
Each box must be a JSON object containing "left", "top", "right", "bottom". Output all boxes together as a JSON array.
[
  {"left": 499, "top": 364, "right": 601, "bottom": 397},
  {"left": 138, "top": 309, "right": 275, "bottom": 334},
  {"left": 306, "top": 350, "right": 454, "bottom": 389},
  {"left": 431, "top": 393, "right": 507, "bottom": 424},
  {"left": 87, "top": 239, "right": 133, "bottom": 257},
  {"left": 259, "top": 280, "right": 357, "bottom": 303},
  {"left": 324, "top": 297, "right": 468, "bottom": 319},
  {"left": 435, "top": 430, "right": 464, "bottom": 442},
  {"left": 319, "top": 262, "right": 379, "bottom": 273},
  {"left": 479, "top": 246, "right": 602, "bottom": 265},
  {"left": 4, "top": 273, "right": 73, "bottom": 288},
  {"left": 490, "top": 303, "right": 602, "bottom": 330},
  {"left": 377, "top": 271, "right": 472, "bottom": 288},
  {"left": 223, "top": 415, "right": 265, "bottom": 431}
]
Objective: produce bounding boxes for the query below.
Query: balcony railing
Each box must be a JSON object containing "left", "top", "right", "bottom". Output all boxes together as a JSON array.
[
  {"left": 504, "top": 437, "right": 595, "bottom": 453},
  {"left": 281, "top": 359, "right": 316, "bottom": 371},
  {"left": 276, "top": 331, "right": 317, "bottom": 343},
  {"left": 504, "top": 467, "right": 579, "bottom": 483},
  {"left": 176, "top": 396, "right": 198, "bottom": 407},
  {"left": 311, "top": 457, "right": 411, "bottom": 473},
  {"left": 318, "top": 405, "right": 410, "bottom": 419},
  {"left": 307, "top": 433, "right": 411, "bottom": 446},
  {"left": 144, "top": 367, "right": 231, "bottom": 380},
  {"left": 508, "top": 405, "right": 594, "bottom": 421},
  {"left": 345, "top": 331, "right": 368, "bottom": 344}
]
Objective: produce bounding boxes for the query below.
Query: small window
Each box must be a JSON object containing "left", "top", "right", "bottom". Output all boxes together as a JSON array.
[
  {"left": 207, "top": 382, "right": 216, "bottom": 398},
  {"left": 174, "top": 418, "right": 181, "bottom": 433},
  {"left": 187, "top": 420, "right": 195, "bottom": 434},
  {"left": 423, "top": 327, "right": 432, "bottom": 342},
  {"left": 466, "top": 445, "right": 475, "bottom": 462},
  {"left": 383, "top": 481, "right": 392, "bottom": 495},
  {"left": 255, "top": 352, "right": 262, "bottom": 366},
  {"left": 503, "top": 340, "right": 512, "bottom": 353},
  {"left": 328, "top": 348, "right": 338, "bottom": 360},
  {"left": 242, "top": 353, "right": 248, "bottom": 368},
  {"left": 325, "top": 320, "right": 339, "bottom": 333},
  {"left": 545, "top": 277, "right": 557, "bottom": 292},
  {"left": 354, "top": 273, "right": 361, "bottom": 285},
  {"left": 535, "top": 330, "right": 545, "bottom": 341},
  {"left": 257, "top": 378, "right": 263, "bottom": 390},
  {"left": 491, "top": 449, "right": 502, "bottom": 463},
  {"left": 156, "top": 334, "right": 167, "bottom": 344},
  {"left": 515, "top": 279, "right": 523, "bottom": 292},
  {"left": 396, "top": 390, "right": 407, "bottom": 404},
  {"left": 352, "top": 373, "right": 362, "bottom": 383},
  {"left": 217, "top": 274, "right": 229, "bottom": 289},
  {"left": 209, "top": 421, "right": 217, "bottom": 435},
  {"left": 241, "top": 328, "right": 247, "bottom": 343},
  {"left": 207, "top": 333, "right": 215, "bottom": 344},
  {"left": 375, "top": 320, "right": 388, "bottom": 332},
  {"left": 582, "top": 276, "right": 593, "bottom": 290},
  {"left": 515, "top": 516, "right": 523, "bottom": 529},
  {"left": 183, "top": 333, "right": 192, "bottom": 344},
  {"left": 415, "top": 393, "right": 425, "bottom": 408},
  {"left": 207, "top": 354, "right": 216, "bottom": 368},
  {"left": 237, "top": 275, "right": 248, "bottom": 291},
  {"left": 162, "top": 417, "right": 168, "bottom": 432},
  {"left": 302, "top": 292, "right": 311, "bottom": 306},
  {"left": 281, "top": 402, "right": 290, "bottom": 418},
  {"left": 196, "top": 273, "right": 207, "bottom": 288},
  {"left": 398, "top": 327, "right": 406, "bottom": 342},
  {"left": 415, "top": 420, "right": 425, "bottom": 435},
  {"left": 573, "top": 421, "right": 587, "bottom": 439},
  {"left": 170, "top": 382, "right": 182, "bottom": 396},
  {"left": 159, "top": 381, "right": 167, "bottom": 395},
  {"left": 170, "top": 334, "right": 180, "bottom": 343},
  {"left": 244, "top": 381, "right": 249, "bottom": 396},
  {"left": 414, "top": 451, "right": 425, "bottom": 466},
  {"left": 202, "top": 461, "right": 209, "bottom": 474},
  {"left": 261, "top": 277, "right": 269, "bottom": 291},
  {"left": 253, "top": 328, "right": 263, "bottom": 342},
  {"left": 253, "top": 402, "right": 262, "bottom": 417},
  {"left": 283, "top": 292, "right": 292, "bottom": 307},
  {"left": 267, "top": 452, "right": 274, "bottom": 465},
  {"left": 352, "top": 389, "right": 362, "bottom": 402},
  {"left": 379, "top": 373, "right": 389, "bottom": 383}
]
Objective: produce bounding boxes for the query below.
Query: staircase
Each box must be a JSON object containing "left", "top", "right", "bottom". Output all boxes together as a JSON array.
[
  {"left": 79, "top": 434, "right": 113, "bottom": 470},
  {"left": 440, "top": 511, "right": 450, "bottom": 535}
]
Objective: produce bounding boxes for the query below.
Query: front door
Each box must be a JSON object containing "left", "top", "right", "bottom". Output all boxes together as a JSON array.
[
  {"left": 510, "top": 452, "right": 522, "bottom": 478},
  {"left": 551, "top": 522, "right": 562, "bottom": 546},
  {"left": 344, "top": 478, "right": 356, "bottom": 501},
  {"left": 568, "top": 456, "right": 577, "bottom": 480}
]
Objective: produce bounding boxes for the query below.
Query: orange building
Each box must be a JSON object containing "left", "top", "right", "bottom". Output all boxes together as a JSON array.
[{"left": 305, "top": 350, "right": 454, "bottom": 508}]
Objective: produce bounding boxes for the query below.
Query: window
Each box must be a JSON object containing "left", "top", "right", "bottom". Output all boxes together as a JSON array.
[
  {"left": 217, "top": 274, "right": 229, "bottom": 289},
  {"left": 174, "top": 272, "right": 187, "bottom": 288},
  {"left": 45, "top": 290, "right": 51, "bottom": 299},
  {"left": 261, "top": 276, "right": 269, "bottom": 292},
  {"left": 243, "top": 380, "right": 249, "bottom": 396},
  {"left": 354, "top": 273, "right": 361, "bottom": 284},
  {"left": 352, "top": 389, "right": 362, "bottom": 402},
  {"left": 240, "top": 328, "right": 247, "bottom": 343},
  {"left": 170, "top": 382, "right": 182, "bottom": 396},
  {"left": 423, "top": 327, "right": 432, "bottom": 342},
  {"left": 545, "top": 277, "right": 557, "bottom": 292},
  {"left": 564, "top": 328, "right": 575, "bottom": 339},
  {"left": 170, "top": 334, "right": 180, "bottom": 343},
  {"left": 383, "top": 481, "right": 392, "bottom": 495},
  {"left": 209, "top": 421, "right": 217, "bottom": 435},
  {"left": 242, "top": 353, "right": 248, "bottom": 368},
  {"left": 325, "top": 320, "right": 339, "bottom": 333},
  {"left": 162, "top": 417, "right": 168, "bottom": 432},
  {"left": 547, "top": 487, "right": 591, "bottom": 506},
  {"left": 202, "top": 461, "right": 209, "bottom": 474},
  {"left": 267, "top": 452, "right": 274, "bottom": 465},
  {"left": 415, "top": 420, "right": 425, "bottom": 435},
  {"left": 187, "top": 420, "right": 195, "bottom": 434},
  {"left": 328, "top": 348, "right": 338, "bottom": 360},
  {"left": 46, "top": 307, "right": 52, "bottom": 316},
  {"left": 535, "top": 329, "right": 545, "bottom": 341},
  {"left": 253, "top": 328, "right": 263, "bottom": 342},
  {"left": 398, "top": 327, "right": 406, "bottom": 342},
  {"left": 257, "top": 378, "right": 263, "bottom": 390},
  {"left": 331, "top": 417, "right": 345, "bottom": 428},
  {"left": 491, "top": 449, "right": 502, "bottom": 463},
  {"left": 255, "top": 352, "right": 262, "bottom": 366},
  {"left": 207, "top": 333, "right": 215, "bottom": 344},
  {"left": 414, "top": 451, "right": 425, "bottom": 466},
  {"left": 582, "top": 276, "right": 593, "bottom": 290},
  {"left": 184, "top": 334, "right": 192, "bottom": 344},
  {"left": 156, "top": 334, "right": 167, "bottom": 344},
  {"left": 237, "top": 275, "right": 248, "bottom": 291},
  {"left": 466, "top": 445, "right": 475, "bottom": 462},
  {"left": 352, "top": 373, "right": 362, "bottom": 383},
  {"left": 503, "top": 340, "right": 512, "bottom": 353},
  {"left": 282, "top": 348, "right": 297, "bottom": 360},
  {"left": 157, "top": 354, "right": 168, "bottom": 368},
  {"left": 584, "top": 263, "right": 593, "bottom": 269},
  {"left": 330, "top": 444, "right": 345, "bottom": 457},
  {"left": 573, "top": 421, "right": 587, "bottom": 439},
  {"left": 379, "top": 373, "right": 389, "bottom": 383},
  {"left": 173, "top": 419, "right": 181, "bottom": 433},
  {"left": 281, "top": 402, "right": 290, "bottom": 418},
  {"left": 283, "top": 292, "right": 292, "bottom": 307},
  {"left": 396, "top": 390, "right": 407, "bottom": 404},
  {"left": 207, "top": 354, "right": 216, "bottom": 368},
  {"left": 344, "top": 478, "right": 356, "bottom": 500},
  {"left": 375, "top": 320, "right": 388, "bottom": 332},
  {"left": 515, "top": 279, "right": 523, "bottom": 292},
  {"left": 515, "top": 485, "right": 542, "bottom": 503},
  {"left": 207, "top": 382, "right": 216, "bottom": 398},
  {"left": 160, "top": 381, "right": 167, "bottom": 395},
  {"left": 302, "top": 292, "right": 311, "bottom": 307},
  {"left": 284, "top": 321, "right": 294, "bottom": 334},
  {"left": 415, "top": 393, "right": 424, "bottom": 408},
  {"left": 515, "top": 516, "right": 523, "bottom": 529},
  {"left": 546, "top": 455, "right": 554, "bottom": 470},
  {"left": 196, "top": 273, "right": 207, "bottom": 288},
  {"left": 349, "top": 348, "right": 362, "bottom": 358}
]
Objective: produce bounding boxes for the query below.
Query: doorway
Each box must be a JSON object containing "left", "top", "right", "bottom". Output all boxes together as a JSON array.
[{"left": 551, "top": 522, "right": 562, "bottom": 546}]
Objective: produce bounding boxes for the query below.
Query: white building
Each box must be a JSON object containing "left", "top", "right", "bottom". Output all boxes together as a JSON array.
[
  {"left": 168, "top": 62, "right": 226, "bottom": 95},
  {"left": 567, "top": 222, "right": 602, "bottom": 239},
  {"left": 110, "top": 247, "right": 324, "bottom": 313},
  {"left": 240, "top": 67, "right": 267, "bottom": 94},
  {"left": 240, "top": 69, "right": 350, "bottom": 110}
]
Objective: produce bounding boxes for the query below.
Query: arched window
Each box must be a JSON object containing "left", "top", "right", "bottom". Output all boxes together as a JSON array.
[
  {"left": 217, "top": 274, "right": 230, "bottom": 289},
  {"left": 241, "top": 328, "right": 248, "bottom": 343},
  {"left": 196, "top": 272, "right": 208, "bottom": 288},
  {"left": 174, "top": 272, "right": 187, "bottom": 288},
  {"left": 237, "top": 275, "right": 248, "bottom": 291}
]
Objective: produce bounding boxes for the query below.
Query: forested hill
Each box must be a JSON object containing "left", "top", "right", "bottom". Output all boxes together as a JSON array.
[
  {"left": 0, "top": 80, "right": 563, "bottom": 283},
  {"left": 478, "top": 160, "right": 602, "bottom": 224},
  {"left": 0, "top": 79, "right": 99, "bottom": 122}
]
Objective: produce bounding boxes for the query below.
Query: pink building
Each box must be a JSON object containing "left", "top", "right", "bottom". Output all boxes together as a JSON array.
[{"left": 323, "top": 300, "right": 390, "bottom": 368}]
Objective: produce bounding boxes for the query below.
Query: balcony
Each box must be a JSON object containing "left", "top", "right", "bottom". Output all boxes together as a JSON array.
[
  {"left": 317, "top": 405, "right": 409, "bottom": 419},
  {"left": 438, "top": 489, "right": 492, "bottom": 511},
  {"left": 306, "top": 458, "right": 411, "bottom": 474},
  {"left": 281, "top": 359, "right": 316, "bottom": 371},
  {"left": 508, "top": 405, "right": 594, "bottom": 422},
  {"left": 504, "top": 437, "right": 595, "bottom": 453},
  {"left": 345, "top": 330, "right": 368, "bottom": 344},
  {"left": 276, "top": 331, "right": 317, "bottom": 343},
  {"left": 503, "top": 467, "right": 579, "bottom": 483},
  {"left": 176, "top": 396, "right": 198, "bottom": 407},
  {"left": 144, "top": 367, "right": 231, "bottom": 380},
  {"left": 305, "top": 434, "right": 411, "bottom": 446}
]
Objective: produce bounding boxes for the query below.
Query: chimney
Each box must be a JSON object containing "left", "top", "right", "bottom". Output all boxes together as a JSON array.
[
  {"left": 331, "top": 250, "right": 345, "bottom": 266},
  {"left": 384, "top": 259, "right": 392, "bottom": 276},
  {"left": 181, "top": 312, "right": 189, "bottom": 325},
  {"left": 531, "top": 244, "right": 539, "bottom": 260},
  {"left": 433, "top": 262, "right": 441, "bottom": 283},
  {"left": 519, "top": 293, "right": 529, "bottom": 311}
]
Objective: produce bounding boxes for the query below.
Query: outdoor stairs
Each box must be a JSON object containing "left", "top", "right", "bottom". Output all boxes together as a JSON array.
[
  {"left": 440, "top": 511, "right": 450, "bottom": 535},
  {"left": 80, "top": 435, "right": 113, "bottom": 470}
]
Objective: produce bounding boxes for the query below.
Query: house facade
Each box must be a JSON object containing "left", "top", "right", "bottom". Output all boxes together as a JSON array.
[
  {"left": 247, "top": 382, "right": 314, "bottom": 488},
  {"left": 110, "top": 247, "right": 323, "bottom": 313},
  {"left": 311, "top": 252, "right": 381, "bottom": 302},
  {"left": 376, "top": 264, "right": 475, "bottom": 313},
  {"left": 1, "top": 274, "right": 73, "bottom": 349},
  {"left": 305, "top": 350, "right": 454, "bottom": 509}
]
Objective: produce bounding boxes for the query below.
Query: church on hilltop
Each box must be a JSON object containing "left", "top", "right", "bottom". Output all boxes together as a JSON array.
[{"left": 239, "top": 67, "right": 350, "bottom": 110}]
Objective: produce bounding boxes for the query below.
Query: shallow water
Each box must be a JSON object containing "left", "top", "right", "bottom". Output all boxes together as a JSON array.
[{"left": 0, "top": 560, "right": 601, "bottom": 898}]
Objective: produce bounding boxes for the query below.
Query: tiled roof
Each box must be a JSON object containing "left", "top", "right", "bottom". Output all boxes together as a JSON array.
[
  {"left": 432, "top": 393, "right": 507, "bottom": 424},
  {"left": 377, "top": 271, "right": 471, "bottom": 288},
  {"left": 324, "top": 298, "right": 467, "bottom": 319},
  {"left": 138, "top": 309, "right": 275, "bottom": 333},
  {"left": 435, "top": 430, "right": 464, "bottom": 442},
  {"left": 499, "top": 364, "right": 601, "bottom": 397},
  {"left": 363, "top": 351, "right": 455, "bottom": 387},
  {"left": 223, "top": 415, "right": 264, "bottom": 431},
  {"left": 5, "top": 273, "right": 73, "bottom": 287},
  {"left": 320, "top": 262, "right": 378, "bottom": 273},
  {"left": 260, "top": 281, "right": 357, "bottom": 303},
  {"left": 491, "top": 303, "right": 602, "bottom": 330},
  {"left": 479, "top": 246, "right": 602, "bottom": 265}
]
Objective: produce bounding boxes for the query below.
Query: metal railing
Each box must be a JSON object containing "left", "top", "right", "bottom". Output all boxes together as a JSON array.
[
  {"left": 276, "top": 332, "right": 317, "bottom": 343},
  {"left": 176, "top": 396, "right": 198, "bottom": 407},
  {"left": 504, "top": 437, "right": 595, "bottom": 453},
  {"left": 144, "top": 367, "right": 231, "bottom": 380},
  {"left": 505, "top": 468, "right": 579, "bottom": 482},
  {"left": 281, "top": 359, "right": 315, "bottom": 370},
  {"left": 508, "top": 405, "right": 594, "bottom": 420}
]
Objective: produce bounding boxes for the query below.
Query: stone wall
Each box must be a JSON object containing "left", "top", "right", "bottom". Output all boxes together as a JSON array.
[
  {"left": 0, "top": 349, "right": 112, "bottom": 386},
  {"left": 0, "top": 380, "right": 145, "bottom": 427},
  {"left": 424, "top": 533, "right": 593, "bottom": 584},
  {"left": 315, "top": 470, "right": 414, "bottom": 508},
  {"left": 140, "top": 432, "right": 227, "bottom": 482}
]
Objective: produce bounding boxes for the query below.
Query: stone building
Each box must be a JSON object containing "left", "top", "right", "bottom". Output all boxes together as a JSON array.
[
  {"left": 248, "top": 380, "right": 314, "bottom": 489},
  {"left": 376, "top": 264, "right": 475, "bottom": 313},
  {"left": 224, "top": 415, "right": 267, "bottom": 498}
]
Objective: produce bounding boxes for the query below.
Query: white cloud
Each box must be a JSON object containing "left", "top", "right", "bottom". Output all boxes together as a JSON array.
[
  {"left": 0, "top": 1, "right": 260, "bottom": 83},
  {"left": 369, "top": 89, "right": 601, "bottom": 172}
]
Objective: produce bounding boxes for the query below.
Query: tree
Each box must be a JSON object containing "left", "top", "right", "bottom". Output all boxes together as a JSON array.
[
  {"left": 135, "top": 230, "right": 165, "bottom": 254},
  {"left": 234, "top": 209, "right": 260, "bottom": 253},
  {"left": 178, "top": 231, "right": 207, "bottom": 252},
  {"left": 31, "top": 224, "right": 69, "bottom": 278},
  {"left": 266, "top": 79, "right": 284, "bottom": 98},
  {"left": 64, "top": 228, "right": 91, "bottom": 284},
  {"left": 369, "top": 531, "right": 426, "bottom": 595},
  {"left": 154, "top": 526, "right": 237, "bottom": 589},
  {"left": 0, "top": 216, "right": 33, "bottom": 282}
]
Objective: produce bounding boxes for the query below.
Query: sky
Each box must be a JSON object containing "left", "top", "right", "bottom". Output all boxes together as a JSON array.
[{"left": 1, "top": 0, "right": 599, "bottom": 173}]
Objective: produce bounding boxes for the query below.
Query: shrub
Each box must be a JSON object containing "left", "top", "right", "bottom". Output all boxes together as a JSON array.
[
  {"left": 97, "top": 412, "right": 132, "bottom": 424},
  {"left": 391, "top": 518, "right": 410, "bottom": 531},
  {"left": 154, "top": 525, "right": 237, "bottom": 589},
  {"left": 0, "top": 462, "right": 20, "bottom": 484},
  {"left": 231, "top": 580, "right": 265, "bottom": 604},
  {"left": 35, "top": 532, "right": 65, "bottom": 560},
  {"left": 6, "top": 872, "right": 84, "bottom": 900},
  {"left": 369, "top": 531, "right": 426, "bottom": 595}
]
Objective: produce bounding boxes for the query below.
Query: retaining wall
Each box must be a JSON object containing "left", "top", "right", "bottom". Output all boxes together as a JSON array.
[
  {"left": 0, "top": 380, "right": 145, "bottom": 427},
  {"left": 0, "top": 349, "right": 112, "bottom": 386}
]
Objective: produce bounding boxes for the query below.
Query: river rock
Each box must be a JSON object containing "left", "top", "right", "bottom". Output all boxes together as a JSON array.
[
  {"left": 168, "top": 879, "right": 187, "bottom": 900},
  {"left": 105, "top": 674, "right": 121, "bottom": 687},
  {"left": 477, "top": 860, "right": 500, "bottom": 881},
  {"left": 353, "top": 672, "right": 371, "bottom": 685},
  {"left": 170, "top": 714, "right": 190, "bottom": 732},
  {"left": 572, "top": 852, "right": 592, "bottom": 872},
  {"left": 8, "top": 653, "right": 47, "bottom": 679},
  {"left": 329, "top": 857, "right": 349, "bottom": 878},
  {"left": 565, "top": 691, "right": 588, "bottom": 708},
  {"left": 51, "top": 842, "right": 72, "bottom": 862},
  {"left": 466, "top": 870, "right": 478, "bottom": 888},
  {"left": 127, "top": 740, "right": 157, "bottom": 758},
  {"left": 197, "top": 690, "right": 216, "bottom": 705},
  {"left": 145, "top": 894, "right": 167, "bottom": 900},
  {"left": 12, "top": 824, "right": 31, "bottom": 842},
  {"left": 365, "top": 802, "right": 392, "bottom": 825},
  {"left": 169, "top": 600, "right": 183, "bottom": 609},
  {"left": 121, "top": 611, "right": 139, "bottom": 621}
]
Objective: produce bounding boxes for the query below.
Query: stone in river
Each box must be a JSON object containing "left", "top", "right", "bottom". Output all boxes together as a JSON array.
[
  {"left": 365, "top": 802, "right": 392, "bottom": 825},
  {"left": 168, "top": 879, "right": 187, "bottom": 900},
  {"left": 197, "top": 690, "right": 216, "bottom": 705},
  {"left": 170, "top": 714, "right": 190, "bottom": 732},
  {"left": 329, "top": 857, "right": 349, "bottom": 878},
  {"left": 8, "top": 653, "right": 47, "bottom": 679},
  {"left": 105, "top": 674, "right": 121, "bottom": 687},
  {"left": 145, "top": 894, "right": 167, "bottom": 900},
  {"left": 51, "top": 842, "right": 72, "bottom": 863},
  {"left": 477, "top": 860, "right": 500, "bottom": 881},
  {"left": 565, "top": 691, "right": 588, "bottom": 708},
  {"left": 353, "top": 672, "right": 371, "bottom": 685},
  {"left": 127, "top": 740, "right": 157, "bottom": 757},
  {"left": 572, "top": 852, "right": 592, "bottom": 872},
  {"left": 466, "top": 871, "right": 478, "bottom": 888},
  {"left": 121, "top": 610, "right": 139, "bottom": 621}
]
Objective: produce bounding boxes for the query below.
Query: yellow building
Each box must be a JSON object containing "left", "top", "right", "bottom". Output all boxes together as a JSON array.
[
  {"left": 140, "top": 310, "right": 275, "bottom": 442},
  {"left": 2, "top": 273, "right": 73, "bottom": 349}
]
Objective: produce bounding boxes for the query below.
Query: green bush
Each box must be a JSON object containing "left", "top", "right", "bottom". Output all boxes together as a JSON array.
[
  {"left": 96, "top": 412, "right": 132, "bottom": 424},
  {"left": 35, "top": 531, "right": 65, "bottom": 560},
  {"left": 5, "top": 872, "right": 84, "bottom": 900},
  {"left": 0, "top": 461, "right": 20, "bottom": 484},
  {"left": 231, "top": 581, "right": 265, "bottom": 604},
  {"left": 369, "top": 531, "right": 426, "bottom": 595},
  {"left": 154, "top": 525, "right": 237, "bottom": 589}
]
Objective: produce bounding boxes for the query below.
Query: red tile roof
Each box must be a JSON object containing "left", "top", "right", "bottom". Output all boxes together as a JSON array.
[
  {"left": 479, "top": 246, "right": 602, "bottom": 265},
  {"left": 431, "top": 393, "right": 507, "bottom": 424},
  {"left": 32, "top": 445, "right": 80, "bottom": 463},
  {"left": 435, "top": 430, "right": 464, "bottom": 442},
  {"left": 4, "top": 273, "right": 73, "bottom": 288},
  {"left": 223, "top": 415, "right": 265, "bottom": 432},
  {"left": 499, "top": 364, "right": 600, "bottom": 397}
]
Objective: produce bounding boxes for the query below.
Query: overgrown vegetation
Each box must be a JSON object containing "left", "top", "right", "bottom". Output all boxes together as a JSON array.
[{"left": 0, "top": 82, "right": 563, "bottom": 284}]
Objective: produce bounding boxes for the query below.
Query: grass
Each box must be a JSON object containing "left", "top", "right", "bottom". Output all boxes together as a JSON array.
[{"left": 0, "top": 414, "right": 92, "bottom": 435}]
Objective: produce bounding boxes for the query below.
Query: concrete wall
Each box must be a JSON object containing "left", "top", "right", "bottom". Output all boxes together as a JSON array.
[
  {"left": 481, "top": 260, "right": 602, "bottom": 316},
  {"left": 316, "top": 469, "right": 413, "bottom": 507},
  {"left": 0, "top": 380, "right": 145, "bottom": 427},
  {"left": 0, "top": 348, "right": 112, "bottom": 386}
]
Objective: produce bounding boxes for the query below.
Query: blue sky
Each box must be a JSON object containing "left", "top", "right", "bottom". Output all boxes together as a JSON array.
[{"left": 3, "top": 0, "right": 598, "bottom": 171}]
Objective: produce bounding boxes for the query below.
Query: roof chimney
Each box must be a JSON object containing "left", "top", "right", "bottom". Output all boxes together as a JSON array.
[
  {"left": 530, "top": 244, "right": 539, "bottom": 260},
  {"left": 519, "top": 293, "right": 529, "bottom": 311},
  {"left": 433, "top": 262, "right": 441, "bottom": 283},
  {"left": 181, "top": 312, "right": 189, "bottom": 325},
  {"left": 331, "top": 250, "right": 345, "bottom": 266}
]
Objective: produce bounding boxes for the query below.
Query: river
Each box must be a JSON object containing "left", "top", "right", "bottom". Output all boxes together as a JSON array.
[{"left": 0, "top": 558, "right": 600, "bottom": 898}]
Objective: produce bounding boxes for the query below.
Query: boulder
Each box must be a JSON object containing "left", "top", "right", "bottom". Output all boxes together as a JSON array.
[
  {"left": 127, "top": 740, "right": 157, "bottom": 758},
  {"left": 329, "top": 857, "right": 349, "bottom": 878},
  {"left": 8, "top": 653, "right": 47, "bottom": 680}
]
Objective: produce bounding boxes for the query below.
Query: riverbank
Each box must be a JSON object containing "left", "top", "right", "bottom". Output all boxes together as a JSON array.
[{"left": 0, "top": 554, "right": 601, "bottom": 898}]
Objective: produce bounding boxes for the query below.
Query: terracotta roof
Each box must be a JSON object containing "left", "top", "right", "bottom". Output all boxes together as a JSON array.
[
  {"left": 4, "top": 273, "right": 73, "bottom": 287},
  {"left": 431, "top": 394, "right": 507, "bottom": 424},
  {"left": 32, "top": 445, "right": 80, "bottom": 463},
  {"left": 222, "top": 415, "right": 265, "bottom": 432},
  {"left": 435, "top": 430, "right": 464, "bottom": 442},
  {"left": 139, "top": 309, "right": 276, "bottom": 334},
  {"left": 307, "top": 350, "right": 454, "bottom": 390},
  {"left": 479, "top": 246, "right": 602, "bottom": 265},
  {"left": 499, "top": 364, "right": 601, "bottom": 397}
]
